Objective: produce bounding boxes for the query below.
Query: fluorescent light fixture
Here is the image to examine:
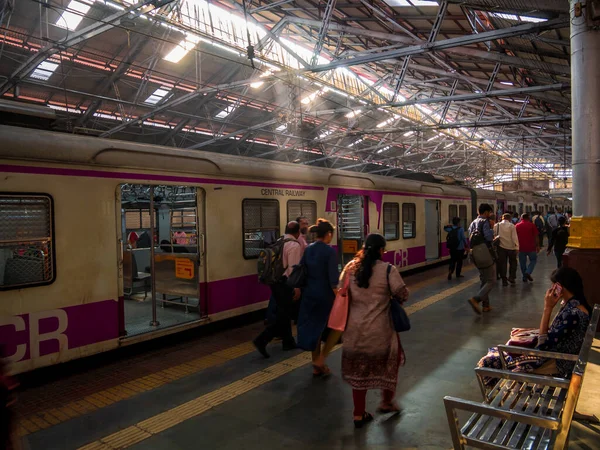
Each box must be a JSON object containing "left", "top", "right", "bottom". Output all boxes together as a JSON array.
[
  {"left": 144, "top": 87, "right": 170, "bottom": 105},
  {"left": 444, "top": 142, "right": 453, "bottom": 148},
  {"left": 376, "top": 145, "right": 391, "bottom": 154},
  {"left": 348, "top": 138, "right": 363, "bottom": 148},
  {"left": 30, "top": 61, "right": 60, "bottom": 81},
  {"left": 164, "top": 34, "right": 201, "bottom": 63},
  {"left": 317, "top": 130, "right": 333, "bottom": 140},
  {"left": 275, "top": 124, "right": 287, "bottom": 132},
  {"left": 56, "top": 0, "right": 91, "bottom": 31},
  {"left": 403, "top": 131, "right": 415, "bottom": 137},
  {"left": 345, "top": 109, "right": 361, "bottom": 118},
  {"left": 500, "top": 81, "right": 514, "bottom": 86},
  {"left": 427, "top": 135, "right": 438, "bottom": 142},
  {"left": 215, "top": 104, "right": 237, "bottom": 119}
]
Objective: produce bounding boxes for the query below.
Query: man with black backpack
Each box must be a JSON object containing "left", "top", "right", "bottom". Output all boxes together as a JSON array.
[
  {"left": 445, "top": 217, "right": 468, "bottom": 280},
  {"left": 466, "top": 203, "right": 495, "bottom": 314},
  {"left": 254, "top": 221, "right": 303, "bottom": 358},
  {"left": 532, "top": 211, "right": 546, "bottom": 249}
]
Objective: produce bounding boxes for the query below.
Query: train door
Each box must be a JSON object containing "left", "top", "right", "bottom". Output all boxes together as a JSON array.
[
  {"left": 117, "top": 184, "right": 206, "bottom": 337},
  {"left": 496, "top": 200, "right": 506, "bottom": 221},
  {"left": 337, "top": 195, "right": 365, "bottom": 267},
  {"left": 425, "top": 199, "right": 441, "bottom": 260}
]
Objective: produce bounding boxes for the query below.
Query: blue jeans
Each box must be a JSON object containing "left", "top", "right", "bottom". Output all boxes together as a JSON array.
[{"left": 519, "top": 251, "right": 538, "bottom": 278}]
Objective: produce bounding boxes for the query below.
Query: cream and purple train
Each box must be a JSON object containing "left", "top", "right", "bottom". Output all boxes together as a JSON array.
[{"left": 0, "top": 125, "right": 570, "bottom": 374}]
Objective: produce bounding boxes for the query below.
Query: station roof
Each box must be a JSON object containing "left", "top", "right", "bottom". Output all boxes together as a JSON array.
[{"left": 0, "top": 0, "right": 572, "bottom": 187}]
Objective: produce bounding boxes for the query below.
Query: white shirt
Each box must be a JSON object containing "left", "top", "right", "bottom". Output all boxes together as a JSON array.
[
  {"left": 282, "top": 234, "right": 303, "bottom": 278},
  {"left": 494, "top": 220, "right": 519, "bottom": 251}
]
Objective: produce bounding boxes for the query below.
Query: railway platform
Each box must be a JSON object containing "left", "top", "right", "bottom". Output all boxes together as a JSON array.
[{"left": 10, "top": 256, "right": 600, "bottom": 450}]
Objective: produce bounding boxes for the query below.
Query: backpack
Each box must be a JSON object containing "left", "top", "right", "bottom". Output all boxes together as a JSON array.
[
  {"left": 446, "top": 227, "right": 460, "bottom": 251},
  {"left": 555, "top": 227, "right": 569, "bottom": 247},
  {"left": 257, "top": 237, "right": 295, "bottom": 285},
  {"left": 533, "top": 215, "right": 545, "bottom": 233},
  {"left": 469, "top": 218, "right": 488, "bottom": 248}
]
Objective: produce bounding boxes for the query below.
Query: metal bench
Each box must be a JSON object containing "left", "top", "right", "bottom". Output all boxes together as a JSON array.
[{"left": 443, "top": 303, "right": 600, "bottom": 449}]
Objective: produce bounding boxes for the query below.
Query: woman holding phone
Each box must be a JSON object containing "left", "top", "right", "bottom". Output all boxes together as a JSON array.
[{"left": 478, "top": 267, "right": 591, "bottom": 378}]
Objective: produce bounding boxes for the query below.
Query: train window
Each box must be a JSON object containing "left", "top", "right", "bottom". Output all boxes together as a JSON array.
[
  {"left": 459, "top": 205, "right": 468, "bottom": 230},
  {"left": 243, "top": 199, "right": 280, "bottom": 259},
  {"left": 449, "top": 205, "right": 458, "bottom": 223},
  {"left": 402, "top": 203, "right": 416, "bottom": 239},
  {"left": 0, "top": 194, "right": 55, "bottom": 290},
  {"left": 383, "top": 203, "right": 400, "bottom": 241},
  {"left": 287, "top": 200, "right": 317, "bottom": 244}
]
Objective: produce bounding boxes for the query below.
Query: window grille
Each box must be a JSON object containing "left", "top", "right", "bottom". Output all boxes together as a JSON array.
[
  {"left": 243, "top": 199, "right": 280, "bottom": 258},
  {"left": 402, "top": 203, "right": 416, "bottom": 239},
  {"left": 383, "top": 203, "right": 400, "bottom": 241}
]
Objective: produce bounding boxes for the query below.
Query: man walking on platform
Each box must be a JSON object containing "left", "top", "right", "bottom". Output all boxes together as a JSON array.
[
  {"left": 467, "top": 204, "right": 495, "bottom": 314},
  {"left": 515, "top": 213, "right": 539, "bottom": 282},
  {"left": 493, "top": 213, "right": 519, "bottom": 286},
  {"left": 532, "top": 211, "right": 546, "bottom": 248},
  {"left": 547, "top": 216, "right": 570, "bottom": 268},
  {"left": 254, "top": 221, "right": 303, "bottom": 358},
  {"left": 446, "top": 217, "right": 468, "bottom": 280}
]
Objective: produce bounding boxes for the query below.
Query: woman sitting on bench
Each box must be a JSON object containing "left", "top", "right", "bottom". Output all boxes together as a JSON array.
[{"left": 478, "top": 267, "right": 591, "bottom": 379}]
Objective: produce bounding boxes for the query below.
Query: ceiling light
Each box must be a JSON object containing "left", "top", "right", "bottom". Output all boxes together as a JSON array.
[
  {"left": 275, "top": 124, "right": 287, "bottom": 132},
  {"left": 403, "top": 131, "right": 415, "bottom": 137},
  {"left": 30, "top": 61, "right": 59, "bottom": 81},
  {"left": 500, "top": 81, "right": 514, "bottom": 86},
  {"left": 427, "top": 135, "right": 438, "bottom": 142},
  {"left": 348, "top": 138, "right": 363, "bottom": 148},
  {"left": 56, "top": 1, "right": 91, "bottom": 31},
  {"left": 376, "top": 145, "right": 391, "bottom": 154}
]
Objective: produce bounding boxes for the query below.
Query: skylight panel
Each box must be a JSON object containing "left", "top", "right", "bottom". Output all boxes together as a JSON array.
[
  {"left": 164, "top": 34, "right": 201, "bottom": 63},
  {"left": 215, "top": 104, "right": 236, "bottom": 119},
  {"left": 491, "top": 12, "right": 547, "bottom": 23},
  {"left": 384, "top": 1, "right": 438, "bottom": 6},
  {"left": 30, "top": 61, "right": 59, "bottom": 81},
  {"left": 144, "top": 87, "right": 171, "bottom": 105},
  {"left": 56, "top": 1, "right": 91, "bottom": 31}
]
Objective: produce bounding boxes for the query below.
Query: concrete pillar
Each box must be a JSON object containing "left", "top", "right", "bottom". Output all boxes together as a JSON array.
[{"left": 565, "top": 0, "right": 600, "bottom": 308}]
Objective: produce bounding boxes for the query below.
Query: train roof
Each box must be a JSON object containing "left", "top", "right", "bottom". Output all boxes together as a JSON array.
[{"left": 0, "top": 125, "right": 472, "bottom": 198}]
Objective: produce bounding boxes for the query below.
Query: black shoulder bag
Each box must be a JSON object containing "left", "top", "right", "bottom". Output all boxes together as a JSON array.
[{"left": 386, "top": 264, "right": 411, "bottom": 332}]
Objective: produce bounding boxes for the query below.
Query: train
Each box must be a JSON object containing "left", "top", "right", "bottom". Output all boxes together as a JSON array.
[{"left": 0, "top": 125, "right": 571, "bottom": 374}]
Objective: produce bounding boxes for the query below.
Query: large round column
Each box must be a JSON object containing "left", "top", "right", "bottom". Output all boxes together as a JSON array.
[{"left": 566, "top": 0, "right": 600, "bottom": 308}]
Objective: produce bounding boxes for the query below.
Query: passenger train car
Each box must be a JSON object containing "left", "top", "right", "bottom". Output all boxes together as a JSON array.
[{"left": 0, "top": 125, "right": 570, "bottom": 374}]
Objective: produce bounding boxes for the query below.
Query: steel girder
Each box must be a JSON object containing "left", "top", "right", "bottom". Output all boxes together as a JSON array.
[{"left": 308, "top": 17, "right": 569, "bottom": 72}]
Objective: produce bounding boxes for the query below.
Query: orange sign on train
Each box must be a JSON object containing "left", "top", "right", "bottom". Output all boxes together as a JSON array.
[
  {"left": 342, "top": 240, "right": 359, "bottom": 254},
  {"left": 175, "top": 258, "right": 194, "bottom": 280}
]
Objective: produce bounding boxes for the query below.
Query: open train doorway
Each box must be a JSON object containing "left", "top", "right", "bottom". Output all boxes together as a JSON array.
[
  {"left": 118, "top": 184, "right": 206, "bottom": 337},
  {"left": 337, "top": 195, "right": 366, "bottom": 267},
  {"left": 425, "top": 199, "right": 441, "bottom": 260}
]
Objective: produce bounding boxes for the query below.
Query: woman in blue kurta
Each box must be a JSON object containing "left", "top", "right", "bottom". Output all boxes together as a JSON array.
[{"left": 297, "top": 219, "right": 340, "bottom": 375}]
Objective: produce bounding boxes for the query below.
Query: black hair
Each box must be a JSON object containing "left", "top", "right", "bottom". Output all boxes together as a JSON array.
[
  {"left": 354, "top": 234, "right": 386, "bottom": 289},
  {"left": 513, "top": 212, "right": 519, "bottom": 218},
  {"left": 295, "top": 216, "right": 308, "bottom": 223},
  {"left": 285, "top": 221, "right": 300, "bottom": 235},
  {"left": 308, "top": 218, "right": 334, "bottom": 238},
  {"left": 478, "top": 203, "right": 493, "bottom": 215},
  {"left": 551, "top": 267, "right": 592, "bottom": 314},
  {"left": 558, "top": 216, "right": 567, "bottom": 225},
  {"left": 452, "top": 217, "right": 460, "bottom": 226},
  {"left": 522, "top": 213, "right": 530, "bottom": 221}
]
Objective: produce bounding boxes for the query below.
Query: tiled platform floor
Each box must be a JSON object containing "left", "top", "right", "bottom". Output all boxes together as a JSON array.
[{"left": 11, "top": 255, "right": 600, "bottom": 449}]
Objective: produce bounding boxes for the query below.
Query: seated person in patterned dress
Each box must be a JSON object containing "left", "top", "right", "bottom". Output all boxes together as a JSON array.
[{"left": 478, "top": 267, "right": 591, "bottom": 379}]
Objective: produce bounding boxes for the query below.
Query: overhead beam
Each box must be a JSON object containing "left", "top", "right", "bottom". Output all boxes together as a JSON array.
[
  {"left": 0, "top": 0, "right": 166, "bottom": 95},
  {"left": 307, "top": 18, "right": 569, "bottom": 72}
]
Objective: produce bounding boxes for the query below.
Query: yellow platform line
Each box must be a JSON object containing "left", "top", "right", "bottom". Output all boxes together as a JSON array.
[
  {"left": 77, "top": 275, "right": 479, "bottom": 450},
  {"left": 16, "top": 266, "right": 474, "bottom": 437}
]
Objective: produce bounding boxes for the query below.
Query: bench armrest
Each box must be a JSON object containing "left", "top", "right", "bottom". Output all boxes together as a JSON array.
[
  {"left": 497, "top": 345, "right": 578, "bottom": 370},
  {"left": 443, "top": 396, "right": 560, "bottom": 436}
]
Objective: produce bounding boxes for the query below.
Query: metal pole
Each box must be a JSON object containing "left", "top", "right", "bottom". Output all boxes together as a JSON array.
[
  {"left": 149, "top": 185, "right": 159, "bottom": 327},
  {"left": 571, "top": 0, "right": 600, "bottom": 219}
]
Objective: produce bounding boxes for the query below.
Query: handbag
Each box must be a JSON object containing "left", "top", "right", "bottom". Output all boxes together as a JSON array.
[
  {"left": 328, "top": 271, "right": 351, "bottom": 331},
  {"left": 286, "top": 255, "right": 307, "bottom": 288},
  {"left": 386, "top": 264, "right": 411, "bottom": 333}
]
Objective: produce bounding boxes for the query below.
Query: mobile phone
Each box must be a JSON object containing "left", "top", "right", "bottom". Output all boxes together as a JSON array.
[{"left": 553, "top": 283, "right": 563, "bottom": 297}]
